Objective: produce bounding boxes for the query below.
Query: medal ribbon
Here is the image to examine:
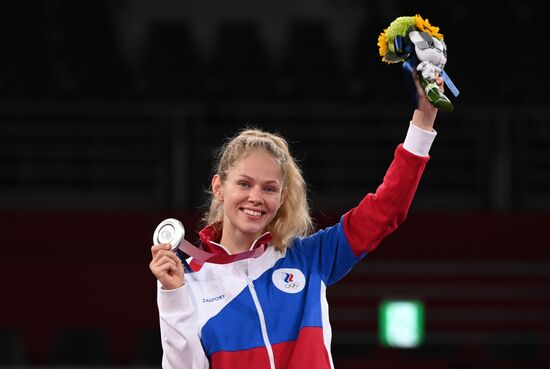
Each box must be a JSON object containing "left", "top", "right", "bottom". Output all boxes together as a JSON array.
[{"left": 177, "top": 238, "right": 267, "bottom": 265}]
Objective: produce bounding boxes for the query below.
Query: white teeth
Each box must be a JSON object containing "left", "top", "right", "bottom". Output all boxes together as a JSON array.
[{"left": 243, "top": 209, "right": 262, "bottom": 217}]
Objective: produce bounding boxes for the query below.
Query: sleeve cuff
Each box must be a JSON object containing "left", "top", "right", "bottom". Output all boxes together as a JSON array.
[
  {"left": 157, "top": 281, "right": 195, "bottom": 316},
  {"left": 403, "top": 122, "right": 437, "bottom": 157}
]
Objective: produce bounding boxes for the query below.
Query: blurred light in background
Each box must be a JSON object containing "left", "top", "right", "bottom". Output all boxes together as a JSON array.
[{"left": 379, "top": 300, "right": 425, "bottom": 349}]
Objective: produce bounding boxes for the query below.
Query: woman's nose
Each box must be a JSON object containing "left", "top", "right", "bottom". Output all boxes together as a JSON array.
[{"left": 248, "top": 186, "right": 263, "bottom": 203}]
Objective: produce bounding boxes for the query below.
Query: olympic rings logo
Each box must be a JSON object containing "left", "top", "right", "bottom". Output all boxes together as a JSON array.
[
  {"left": 285, "top": 282, "right": 300, "bottom": 289},
  {"left": 272, "top": 268, "right": 305, "bottom": 294}
]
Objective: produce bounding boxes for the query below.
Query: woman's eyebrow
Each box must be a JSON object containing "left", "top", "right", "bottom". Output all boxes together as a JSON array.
[{"left": 235, "top": 174, "right": 281, "bottom": 184}]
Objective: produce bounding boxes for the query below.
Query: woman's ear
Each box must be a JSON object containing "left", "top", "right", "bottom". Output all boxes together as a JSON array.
[{"left": 212, "top": 175, "right": 224, "bottom": 201}]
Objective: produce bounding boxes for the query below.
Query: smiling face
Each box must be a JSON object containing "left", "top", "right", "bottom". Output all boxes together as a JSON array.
[{"left": 212, "top": 149, "right": 285, "bottom": 251}]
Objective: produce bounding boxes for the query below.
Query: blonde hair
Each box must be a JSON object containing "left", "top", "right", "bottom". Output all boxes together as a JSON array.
[{"left": 203, "top": 128, "right": 313, "bottom": 250}]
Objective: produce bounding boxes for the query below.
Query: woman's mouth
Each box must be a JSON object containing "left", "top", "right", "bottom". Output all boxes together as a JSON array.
[{"left": 242, "top": 208, "right": 264, "bottom": 218}]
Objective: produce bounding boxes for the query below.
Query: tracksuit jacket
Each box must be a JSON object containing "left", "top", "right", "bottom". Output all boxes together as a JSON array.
[{"left": 157, "top": 123, "right": 436, "bottom": 369}]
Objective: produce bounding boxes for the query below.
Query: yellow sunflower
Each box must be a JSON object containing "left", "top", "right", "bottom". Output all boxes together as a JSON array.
[
  {"left": 377, "top": 29, "right": 389, "bottom": 57},
  {"left": 414, "top": 14, "right": 444, "bottom": 40}
]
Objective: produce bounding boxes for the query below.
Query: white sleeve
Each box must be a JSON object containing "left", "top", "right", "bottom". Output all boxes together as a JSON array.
[
  {"left": 403, "top": 121, "right": 437, "bottom": 157},
  {"left": 157, "top": 282, "right": 209, "bottom": 369}
]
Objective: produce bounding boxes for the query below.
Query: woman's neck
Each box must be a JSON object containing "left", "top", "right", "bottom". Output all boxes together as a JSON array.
[{"left": 219, "top": 231, "right": 260, "bottom": 254}]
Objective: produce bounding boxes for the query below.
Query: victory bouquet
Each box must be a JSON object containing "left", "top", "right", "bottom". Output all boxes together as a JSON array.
[{"left": 377, "top": 14, "right": 459, "bottom": 112}]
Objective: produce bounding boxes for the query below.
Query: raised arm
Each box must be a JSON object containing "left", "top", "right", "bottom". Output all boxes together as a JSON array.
[{"left": 342, "top": 73, "right": 443, "bottom": 257}]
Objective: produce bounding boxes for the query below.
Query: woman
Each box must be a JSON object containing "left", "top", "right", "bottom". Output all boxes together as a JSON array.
[{"left": 149, "top": 74, "right": 443, "bottom": 369}]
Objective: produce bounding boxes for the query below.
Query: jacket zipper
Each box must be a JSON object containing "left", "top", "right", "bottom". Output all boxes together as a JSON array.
[{"left": 247, "top": 277, "right": 276, "bottom": 369}]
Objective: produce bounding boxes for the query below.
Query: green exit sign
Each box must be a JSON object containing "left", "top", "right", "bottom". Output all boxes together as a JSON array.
[{"left": 379, "top": 300, "right": 424, "bottom": 348}]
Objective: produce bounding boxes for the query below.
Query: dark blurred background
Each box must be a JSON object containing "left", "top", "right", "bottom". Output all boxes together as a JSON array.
[{"left": 1, "top": 0, "right": 548, "bottom": 368}]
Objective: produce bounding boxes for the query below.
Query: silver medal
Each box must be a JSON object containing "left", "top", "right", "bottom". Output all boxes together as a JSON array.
[{"left": 153, "top": 218, "right": 185, "bottom": 251}]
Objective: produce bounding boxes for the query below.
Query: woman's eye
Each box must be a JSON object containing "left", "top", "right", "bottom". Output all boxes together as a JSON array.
[
  {"left": 238, "top": 181, "right": 250, "bottom": 188},
  {"left": 264, "top": 186, "right": 277, "bottom": 193}
]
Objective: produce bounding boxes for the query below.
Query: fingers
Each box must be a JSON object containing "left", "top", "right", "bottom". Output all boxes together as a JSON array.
[
  {"left": 436, "top": 76, "right": 445, "bottom": 93},
  {"left": 151, "top": 244, "right": 180, "bottom": 266},
  {"left": 149, "top": 243, "right": 185, "bottom": 290},
  {"left": 412, "top": 70, "right": 425, "bottom": 97},
  {"left": 156, "top": 254, "right": 180, "bottom": 270},
  {"left": 150, "top": 244, "right": 183, "bottom": 274},
  {"left": 151, "top": 243, "right": 171, "bottom": 258}
]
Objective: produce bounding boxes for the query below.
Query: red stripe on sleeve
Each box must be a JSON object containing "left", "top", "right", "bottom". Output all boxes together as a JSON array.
[{"left": 342, "top": 144, "right": 429, "bottom": 256}]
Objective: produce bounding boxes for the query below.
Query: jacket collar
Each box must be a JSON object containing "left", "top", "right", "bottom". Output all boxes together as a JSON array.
[{"left": 198, "top": 222, "right": 273, "bottom": 255}]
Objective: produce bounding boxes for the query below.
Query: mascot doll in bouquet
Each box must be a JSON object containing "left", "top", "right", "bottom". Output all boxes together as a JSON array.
[{"left": 377, "top": 14, "right": 459, "bottom": 112}]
